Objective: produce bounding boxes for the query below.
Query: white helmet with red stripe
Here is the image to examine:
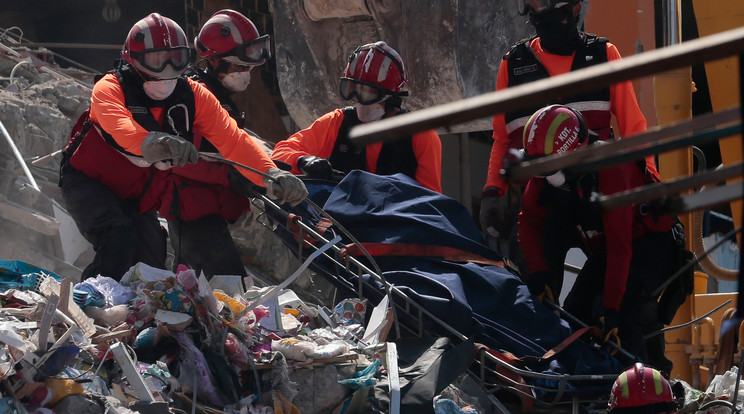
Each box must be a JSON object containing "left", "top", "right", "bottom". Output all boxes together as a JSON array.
[
  {"left": 121, "top": 13, "right": 191, "bottom": 80},
  {"left": 339, "top": 41, "right": 408, "bottom": 105}
]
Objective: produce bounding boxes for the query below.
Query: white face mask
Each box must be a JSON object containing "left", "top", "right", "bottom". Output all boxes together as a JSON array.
[
  {"left": 355, "top": 102, "right": 386, "bottom": 123},
  {"left": 220, "top": 71, "right": 252, "bottom": 92},
  {"left": 143, "top": 79, "right": 177, "bottom": 101}
]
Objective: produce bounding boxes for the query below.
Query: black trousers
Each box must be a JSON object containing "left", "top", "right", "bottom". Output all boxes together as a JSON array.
[
  {"left": 60, "top": 165, "right": 167, "bottom": 281},
  {"left": 562, "top": 230, "right": 679, "bottom": 374},
  {"left": 167, "top": 214, "right": 247, "bottom": 279}
]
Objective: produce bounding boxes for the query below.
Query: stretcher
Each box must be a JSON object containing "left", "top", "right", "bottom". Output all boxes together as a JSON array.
[{"left": 241, "top": 170, "right": 624, "bottom": 412}]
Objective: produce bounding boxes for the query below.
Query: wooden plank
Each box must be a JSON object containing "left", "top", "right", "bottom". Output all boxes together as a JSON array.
[{"left": 348, "top": 26, "right": 744, "bottom": 145}]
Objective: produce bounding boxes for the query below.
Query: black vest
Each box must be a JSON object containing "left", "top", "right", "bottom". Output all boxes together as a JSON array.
[
  {"left": 111, "top": 66, "right": 196, "bottom": 155},
  {"left": 504, "top": 33, "right": 611, "bottom": 134},
  {"left": 330, "top": 107, "right": 418, "bottom": 179}
]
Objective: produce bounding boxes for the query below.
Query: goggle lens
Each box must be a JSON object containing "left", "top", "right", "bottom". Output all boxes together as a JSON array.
[
  {"left": 137, "top": 47, "right": 190, "bottom": 72},
  {"left": 339, "top": 78, "right": 386, "bottom": 105}
]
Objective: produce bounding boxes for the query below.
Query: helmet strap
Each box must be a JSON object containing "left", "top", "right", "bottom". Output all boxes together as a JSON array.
[{"left": 385, "top": 95, "right": 404, "bottom": 112}]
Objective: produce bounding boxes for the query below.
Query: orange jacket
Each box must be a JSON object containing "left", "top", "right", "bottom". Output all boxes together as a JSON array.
[
  {"left": 272, "top": 108, "right": 443, "bottom": 193},
  {"left": 484, "top": 38, "right": 656, "bottom": 194},
  {"left": 90, "top": 73, "right": 276, "bottom": 187}
]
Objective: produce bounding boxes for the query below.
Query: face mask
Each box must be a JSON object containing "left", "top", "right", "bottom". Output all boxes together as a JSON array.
[
  {"left": 220, "top": 71, "right": 252, "bottom": 92},
  {"left": 534, "top": 9, "right": 581, "bottom": 55},
  {"left": 355, "top": 102, "right": 386, "bottom": 123},
  {"left": 143, "top": 79, "right": 177, "bottom": 101}
]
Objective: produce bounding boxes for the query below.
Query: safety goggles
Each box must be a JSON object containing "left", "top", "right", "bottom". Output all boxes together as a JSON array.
[
  {"left": 339, "top": 78, "right": 407, "bottom": 105},
  {"left": 130, "top": 47, "right": 191, "bottom": 74},
  {"left": 215, "top": 34, "right": 271, "bottom": 66}
]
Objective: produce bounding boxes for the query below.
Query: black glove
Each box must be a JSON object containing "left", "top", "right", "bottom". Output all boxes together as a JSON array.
[
  {"left": 297, "top": 155, "right": 333, "bottom": 180},
  {"left": 141, "top": 131, "right": 198, "bottom": 167},
  {"left": 479, "top": 187, "right": 507, "bottom": 240},
  {"left": 525, "top": 270, "right": 554, "bottom": 302},
  {"left": 599, "top": 307, "right": 621, "bottom": 355}
]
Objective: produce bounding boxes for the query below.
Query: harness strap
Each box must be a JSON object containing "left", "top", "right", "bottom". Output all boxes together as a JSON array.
[{"left": 339, "top": 242, "right": 504, "bottom": 267}]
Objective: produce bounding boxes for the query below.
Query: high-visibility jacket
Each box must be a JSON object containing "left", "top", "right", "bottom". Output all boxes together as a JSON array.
[
  {"left": 484, "top": 34, "right": 657, "bottom": 195},
  {"left": 65, "top": 66, "right": 275, "bottom": 220},
  {"left": 272, "top": 107, "right": 443, "bottom": 193}
]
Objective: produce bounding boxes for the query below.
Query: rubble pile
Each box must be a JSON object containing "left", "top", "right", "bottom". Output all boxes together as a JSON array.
[{"left": 0, "top": 259, "right": 401, "bottom": 413}]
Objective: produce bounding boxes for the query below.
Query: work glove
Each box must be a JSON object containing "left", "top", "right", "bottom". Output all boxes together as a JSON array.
[
  {"left": 525, "top": 270, "right": 554, "bottom": 303},
  {"left": 141, "top": 131, "right": 198, "bottom": 167},
  {"left": 264, "top": 167, "right": 309, "bottom": 206},
  {"left": 297, "top": 155, "right": 333, "bottom": 180},
  {"left": 479, "top": 187, "right": 507, "bottom": 241},
  {"left": 599, "top": 307, "right": 621, "bottom": 355}
]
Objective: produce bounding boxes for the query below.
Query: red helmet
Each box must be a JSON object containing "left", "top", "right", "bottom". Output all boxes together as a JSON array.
[
  {"left": 607, "top": 363, "right": 678, "bottom": 413},
  {"left": 121, "top": 13, "right": 190, "bottom": 80},
  {"left": 339, "top": 41, "right": 408, "bottom": 105},
  {"left": 522, "top": 104, "right": 588, "bottom": 158},
  {"left": 518, "top": 0, "right": 580, "bottom": 16},
  {"left": 194, "top": 9, "right": 270, "bottom": 66}
]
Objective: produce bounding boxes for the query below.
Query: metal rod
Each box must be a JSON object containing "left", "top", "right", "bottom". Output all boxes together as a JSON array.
[
  {"left": 597, "top": 162, "right": 744, "bottom": 212},
  {"left": 663, "top": 183, "right": 744, "bottom": 214},
  {"left": 347, "top": 27, "right": 744, "bottom": 145},
  {"left": 565, "top": 125, "right": 741, "bottom": 177},
  {"left": 506, "top": 107, "right": 739, "bottom": 181},
  {"left": 0, "top": 120, "right": 39, "bottom": 191},
  {"left": 198, "top": 152, "right": 276, "bottom": 182},
  {"left": 543, "top": 299, "right": 639, "bottom": 362},
  {"left": 644, "top": 299, "right": 732, "bottom": 339},
  {"left": 4, "top": 42, "right": 123, "bottom": 50},
  {"left": 651, "top": 226, "right": 742, "bottom": 297}
]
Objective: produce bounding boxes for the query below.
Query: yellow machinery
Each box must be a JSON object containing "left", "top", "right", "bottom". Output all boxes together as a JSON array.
[{"left": 589, "top": 0, "right": 743, "bottom": 389}]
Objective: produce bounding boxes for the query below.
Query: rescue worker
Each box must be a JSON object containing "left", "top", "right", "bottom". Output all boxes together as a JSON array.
[
  {"left": 190, "top": 9, "right": 268, "bottom": 126},
  {"left": 159, "top": 9, "right": 275, "bottom": 278},
  {"left": 607, "top": 363, "right": 679, "bottom": 413},
  {"left": 59, "top": 13, "right": 307, "bottom": 281},
  {"left": 271, "top": 41, "right": 443, "bottom": 193},
  {"left": 517, "top": 105, "right": 683, "bottom": 375},
  {"left": 479, "top": 0, "right": 658, "bottom": 276}
]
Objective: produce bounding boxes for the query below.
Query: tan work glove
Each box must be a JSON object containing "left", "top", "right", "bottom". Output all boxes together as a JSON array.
[
  {"left": 264, "top": 168, "right": 308, "bottom": 206},
  {"left": 141, "top": 131, "right": 198, "bottom": 167}
]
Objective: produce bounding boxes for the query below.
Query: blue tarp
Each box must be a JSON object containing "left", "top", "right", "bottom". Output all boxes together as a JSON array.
[{"left": 273, "top": 171, "right": 622, "bottom": 394}]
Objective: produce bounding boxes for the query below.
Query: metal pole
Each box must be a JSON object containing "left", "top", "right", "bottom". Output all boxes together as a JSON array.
[{"left": 0, "top": 119, "right": 40, "bottom": 192}]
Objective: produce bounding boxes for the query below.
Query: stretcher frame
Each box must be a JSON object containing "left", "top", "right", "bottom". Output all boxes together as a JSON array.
[{"left": 250, "top": 191, "right": 621, "bottom": 412}]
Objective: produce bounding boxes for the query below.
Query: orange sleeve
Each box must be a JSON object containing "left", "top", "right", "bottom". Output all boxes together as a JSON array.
[
  {"left": 190, "top": 79, "right": 276, "bottom": 186},
  {"left": 89, "top": 73, "right": 149, "bottom": 154},
  {"left": 271, "top": 109, "right": 346, "bottom": 174},
  {"left": 484, "top": 60, "right": 511, "bottom": 194},
  {"left": 411, "top": 129, "right": 443, "bottom": 193},
  {"left": 607, "top": 44, "right": 647, "bottom": 138},
  {"left": 606, "top": 43, "right": 659, "bottom": 178}
]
